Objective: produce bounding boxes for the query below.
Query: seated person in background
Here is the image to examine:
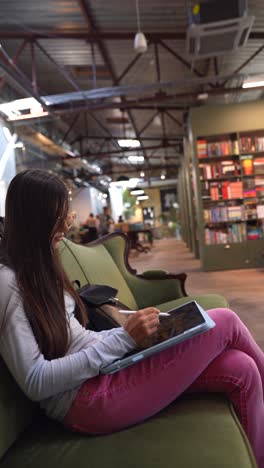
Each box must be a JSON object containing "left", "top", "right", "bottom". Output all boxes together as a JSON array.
[
  {"left": 118, "top": 215, "right": 124, "bottom": 223},
  {"left": 1, "top": 169, "right": 264, "bottom": 468},
  {"left": 82, "top": 213, "right": 98, "bottom": 243}
]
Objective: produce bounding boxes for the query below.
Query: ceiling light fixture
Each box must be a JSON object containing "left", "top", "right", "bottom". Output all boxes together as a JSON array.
[
  {"left": 197, "top": 93, "right": 209, "bottom": 100},
  {"left": 134, "top": 0, "right": 148, "bottom": 54},
  {"left": 0, "top": 97, "right": 48, "bottom": 121},
  {"left": 137, "top": 195, "right": 149, "bottom": 200},
  {"left": 153, "top": 114, "right": 162, "bottom": 127},
  {"left": 128, "top": 155, "right": 144, "bottom": 163},
  {"left": 140, "top": 171, "right": 145, "bottom": 177},
  {"left": 160, "top": 169, "right": 166, "bottom": 180},
  {"left": 110, "top": 177, "right": 140, "bottom": 189},
  {"left": 118, "top": 139, "right": 141, "bottom": 148},
  {"left": 130, "top": 189, "right": 145, "bottom": 195},
  {"left": 242, "top": 78, "right": 264, "bottom": 88}
]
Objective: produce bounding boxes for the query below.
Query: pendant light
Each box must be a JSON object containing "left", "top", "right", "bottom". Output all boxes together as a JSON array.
[{"left": 134, "top": 0, "right": 148, "bottom": 54}]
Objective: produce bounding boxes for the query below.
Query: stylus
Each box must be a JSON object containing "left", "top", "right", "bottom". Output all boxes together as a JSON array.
[{"left": 119, "top": 310, "right": 170, "bottom": 316}]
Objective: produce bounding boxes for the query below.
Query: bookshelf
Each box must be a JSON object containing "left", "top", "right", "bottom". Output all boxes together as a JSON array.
[{"left": 188, "top": 101, "right": 264, "bottom": 271}]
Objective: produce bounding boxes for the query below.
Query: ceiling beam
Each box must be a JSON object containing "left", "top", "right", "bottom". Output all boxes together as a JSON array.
[
  {"left": 103, "top": 164, "right": 179, "bottom": 176},
  {"left": 49, "top": 82, "right": 264, "bottom": 116},
  {"left": 70, "top": 135, "right": 183, "bottom": 143},
  {"left": 64, "top": 143, "right": 177, "bottom": 159},
  {"left": 0, "top": 31, "right": 263, "bottom": 40}
]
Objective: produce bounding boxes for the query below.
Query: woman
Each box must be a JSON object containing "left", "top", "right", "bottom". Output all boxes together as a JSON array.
[{"left": 0, "top": 169, "right": 264, "bottom": 467}]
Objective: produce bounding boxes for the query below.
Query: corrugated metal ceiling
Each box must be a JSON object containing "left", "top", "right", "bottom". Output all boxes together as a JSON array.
[{"left": 0, "top": 0, "right": 264, "bottom": 181}]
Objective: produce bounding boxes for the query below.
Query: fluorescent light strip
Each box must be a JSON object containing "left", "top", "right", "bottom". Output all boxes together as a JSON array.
[
  {"left": 242, "top": 80, "right": 264, "bottom": 89},
  {"left": 128, "top": 155, "right": 144, "bottom": 163},
  {"left": 118, "top": 139, "right": 141, "bottom": 148},
  {"left": 130, "top": 189, "right": 145, "bottom": 195}
]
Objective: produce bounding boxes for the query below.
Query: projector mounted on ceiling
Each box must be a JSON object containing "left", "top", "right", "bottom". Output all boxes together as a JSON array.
[{"left": 186, "top": 0, "right": 255, "bottom": 59}]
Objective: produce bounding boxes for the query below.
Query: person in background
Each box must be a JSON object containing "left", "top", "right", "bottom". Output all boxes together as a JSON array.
[
  {"left": 118, "top": 215, "right": 124, "bottom": 223},
  {"left": 1, "top": 170, "right": 264, "bottom": 467},
  {"left": 82, "top": 213, "right": 98, "bottom": 243},
  {"left": 99, "top": 206, "right": 114, "bottom": 236}
]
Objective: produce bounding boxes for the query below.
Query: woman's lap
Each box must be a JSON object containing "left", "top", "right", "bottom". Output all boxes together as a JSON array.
[{"left": 64, "top": 308, "right": 264, "bottom": 436}]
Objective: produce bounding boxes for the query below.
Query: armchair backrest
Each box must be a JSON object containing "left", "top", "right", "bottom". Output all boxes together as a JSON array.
[{"left": 60, "top": 236, "right": 138, "bottom": 310}]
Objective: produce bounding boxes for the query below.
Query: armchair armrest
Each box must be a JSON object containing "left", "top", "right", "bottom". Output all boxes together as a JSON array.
[
  {"left": 141, "top": 269, "right": 169, "bottom": 278},
  {"left": 137, "top": 271, "right": 188, "bottom": 298}
]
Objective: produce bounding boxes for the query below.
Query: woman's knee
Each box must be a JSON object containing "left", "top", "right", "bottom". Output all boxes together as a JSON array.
[
  {"left": 208, "top": 307, "right": 242, "bottom": 327},
  {"left": 222, "top": 350, "right": 261, "bottom": 390}
]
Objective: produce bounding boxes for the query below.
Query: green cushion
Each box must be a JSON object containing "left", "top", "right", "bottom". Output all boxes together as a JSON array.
[
  {"left": 0, "top": 395, "right": 256, "bottom": 468},
  {"left": 155, "top": 294, "right": 229, "bottom": 312},
  {"left": 60, "top": 240, "right": 138, "bottom": 310},
  {"left": 59, "top": 241, "right": 88, "bottom": 287},
  {"left": 0, "top": 359, "right": 37, "bottom": 459}
]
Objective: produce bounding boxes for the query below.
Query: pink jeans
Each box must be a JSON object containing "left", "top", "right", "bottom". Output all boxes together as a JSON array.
[{"left": 64, "top": 308, "right": 264, "bottom": 467}]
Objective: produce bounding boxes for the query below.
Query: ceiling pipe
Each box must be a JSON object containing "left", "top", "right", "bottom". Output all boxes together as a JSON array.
[{"left": 47, "top": 82, "right": 264, "bottom": 117}]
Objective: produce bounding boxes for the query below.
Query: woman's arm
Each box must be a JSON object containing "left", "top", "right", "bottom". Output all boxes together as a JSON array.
[{"left": 0, "top": 270, "right": 136, "bottom": 402}]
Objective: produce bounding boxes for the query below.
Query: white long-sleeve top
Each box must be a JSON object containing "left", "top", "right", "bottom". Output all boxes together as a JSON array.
[{"left": 0, "top": 265, "right": 136, "bottom": 421}]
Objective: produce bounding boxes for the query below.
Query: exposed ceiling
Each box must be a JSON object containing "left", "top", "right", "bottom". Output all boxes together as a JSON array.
[{"left": 0, "top": 0, "right": 264, "bottom": 188}]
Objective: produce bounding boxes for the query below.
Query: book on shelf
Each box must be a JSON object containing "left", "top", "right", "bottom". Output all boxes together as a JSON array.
[
  {"left": 240, "top": 135, "right": 264, "bottom": 153},
  {"left": 227, "top": 205, "right": 244, "bottom": 221},
  {"left": 197, "top": 139, "right": 207, "bottom": 158},
  {"left": 197, "top": 137, "right": 239, "bottom": 159},
  {"left": 247, "top": 225, "right": 262, "bottom": 240},
  {"left": 244, "top": 199, "right": 257, "bottom": 219},
  {"left": 240, "top": 155, "right": 254, "bottom": 175},
  {"left": 254, "top": 177, "right": 264, "bottom": 195},
  {"left": 257, "top": 205, "right": 264, "bottom": 219},
  {"left": 204, "top": 223, "right": 246, "bottom": 245},
  {"left": 199, "top": 161, "right": 240, "bottom": 180},
  {"left": 228, "top": 181, "right": 243, "bottom": 199},
  {"left": 204, "top": 206, "right": 244, "bottom": 223},
  {"left": 254, "top": 158, "right": 264, "bottom": 174}
]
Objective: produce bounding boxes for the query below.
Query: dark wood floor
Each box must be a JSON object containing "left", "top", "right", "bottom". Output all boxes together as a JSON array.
[{"left": 129, "top": 237, "right": 264, "bottom": 350}]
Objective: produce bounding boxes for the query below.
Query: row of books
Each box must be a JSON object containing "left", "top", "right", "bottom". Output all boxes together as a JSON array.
[
  {"left": 204, "top": 204, "right": 264, "bottom": 223},
  {"left": 204, "top": 206, "right": 244, "bottom": 223},
  {"left": 240, "top": 156, "right": 264, "bottom": 176},
  {"left": 205, "top": 221, "right": 264, "bottom": 244},
  {"left": 197, "top": 139, "right": 239, "bottom": 158},
  {"left": 202, "top": 181, "right": 243, "bottom": 200},
  {"left": 199, "top": 161, "right": 240, "bottom": 179},
  {"left": 197, "top": 136, "right": 264, "bottom": 159},
  {"left": 202, "top": 178, "right": 264, "bottom": 200},
  {"left": 240, "top": 136, "right": 264, "bottom": 153},
  {"left": 199, "top": 157, "right": 264, "bottom": 179},
  {"left": 204, "top": 224, "right": 247, "bottom": 244}
]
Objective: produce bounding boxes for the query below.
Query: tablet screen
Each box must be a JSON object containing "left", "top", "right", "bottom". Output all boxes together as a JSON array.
[{"left": 138, "top": 301, "right": 205, "bottom": 349}]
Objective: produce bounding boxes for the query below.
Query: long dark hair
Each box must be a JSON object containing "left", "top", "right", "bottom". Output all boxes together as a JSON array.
[{"left": 0, "top": 169, "right": 87, "bottom": 360}]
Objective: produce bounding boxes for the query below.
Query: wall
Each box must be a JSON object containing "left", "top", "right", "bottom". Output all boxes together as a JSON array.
[
  {"left": 129, "top": 186, "right": 176, "bottom": 225},
  {"left": 108, "top": 186, "right": 123, "bottom": 222},
  {"left": 190, "top": 100, "right": 264, "bottom": 137},
  {"left": 71, "top": 186, "right": 106, "bottom": 224}
]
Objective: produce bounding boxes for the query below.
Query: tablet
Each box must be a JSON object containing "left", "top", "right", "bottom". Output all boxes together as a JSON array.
[{"left": 100, "top": 300, "right": 215, "bottom": 375}]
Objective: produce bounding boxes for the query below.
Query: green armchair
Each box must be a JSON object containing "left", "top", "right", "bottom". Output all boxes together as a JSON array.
[{"left": 0, "top": 233, "right": 257, "bottom": 468}]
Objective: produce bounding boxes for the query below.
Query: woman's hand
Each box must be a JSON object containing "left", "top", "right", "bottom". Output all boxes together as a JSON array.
[{"left": 124, "top": 308, "right": 160, "bottom": 345}]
